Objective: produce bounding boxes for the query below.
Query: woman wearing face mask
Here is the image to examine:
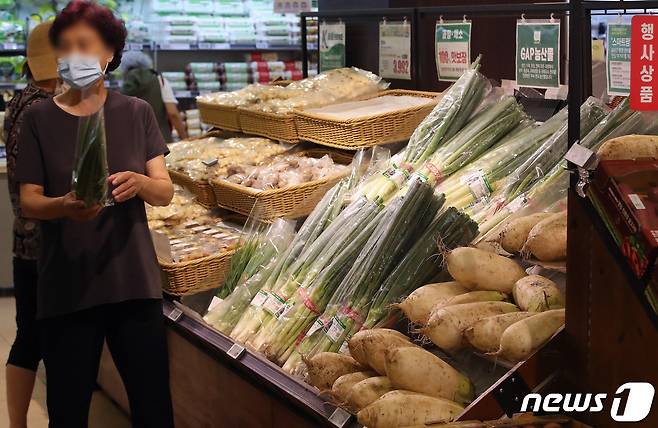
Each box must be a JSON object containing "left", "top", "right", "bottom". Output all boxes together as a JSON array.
[{"left": 15, "top": 1, "right": 174, "bottom": 427}]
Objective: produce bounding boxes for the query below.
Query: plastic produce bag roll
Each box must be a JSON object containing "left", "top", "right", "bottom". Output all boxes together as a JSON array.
[{"left": 71, "top": 109, "right": 111, "bottom": 207}]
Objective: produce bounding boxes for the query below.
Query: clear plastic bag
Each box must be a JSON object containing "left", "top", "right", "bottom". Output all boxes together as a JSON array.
[{"left": 71, "top": 109, "right": 111, "bottom": 207}]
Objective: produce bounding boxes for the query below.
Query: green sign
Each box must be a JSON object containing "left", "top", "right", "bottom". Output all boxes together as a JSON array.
[
  {"left": 435, "top": 21, "right": 472, "bottom": 82},
  {"left": 516, "top": 21, "right": 560, "bottom": 88},
  {"left": 607, "top": 23, "right": 631, "bottom": 96},
  {"left": 320, "top": 22, "right": 345, "bottom": 72}
]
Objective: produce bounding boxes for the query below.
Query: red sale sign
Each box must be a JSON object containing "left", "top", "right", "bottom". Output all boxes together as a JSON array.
[{"left": 630, "top": 15, "right": 658, "bottom": 110}]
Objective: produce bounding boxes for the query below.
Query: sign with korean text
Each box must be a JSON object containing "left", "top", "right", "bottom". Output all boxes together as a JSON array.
[
  {"left": 379, "top": 21, "right": 411, "bottom": 80},
  {"left": 274, "top": 0, "right": 311, "bottom": 13},
  {"left": 435, "top": 21, "right": 471, "bottom": 81},
  {"left": 607, "top": 23, "right": 632, "bottom": 96},
  {"left": 320, "top": 22, "right": 346, "bottom": 72},
  {"left": 516, "top": 20, "right": 560, "bottom": 88},
  {"left": 630, "top": 15, "right": 658, "bottom": 110}
]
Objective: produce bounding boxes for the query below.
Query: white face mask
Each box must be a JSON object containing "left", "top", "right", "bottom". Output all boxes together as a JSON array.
[{"left": 57, "top": 54, "right": 108, "bottom": 90}]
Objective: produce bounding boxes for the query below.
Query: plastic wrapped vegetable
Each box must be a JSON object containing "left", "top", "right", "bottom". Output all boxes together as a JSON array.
[{"left": 71, "top": 109, "right": 110, "bottom": 206}]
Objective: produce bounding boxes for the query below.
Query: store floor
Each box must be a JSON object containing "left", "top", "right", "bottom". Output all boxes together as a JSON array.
[{"left": 0, "top": 297, "right": 130, "bottom": 427}]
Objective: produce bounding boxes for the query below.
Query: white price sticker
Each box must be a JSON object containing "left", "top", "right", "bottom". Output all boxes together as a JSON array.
[
  {"left": 306, "top": 318, "right": 325, "bottom": 337},
  {"left": 167, "top": 307, "right": 183, "bottom": 322},
  {"left": 207, "top": 296, "right": 223, "bottom": 312},
  {"left": 325, "top": 317, "right": 346, "bottom": 343},
  {"left": 227, "top": 343, "right": 245, "bottom": 359},
  {"left": 262, "top": 293, "right": 286, "bottom": 316},
  {"left": 379, "top": 21, "right": 411, "bottom": 80},
  {"left": 461, "top": 169, "right": 492, "bottom": 200},
  {"left": 251, "top": 290, "right": 269, "bottom": 308}
]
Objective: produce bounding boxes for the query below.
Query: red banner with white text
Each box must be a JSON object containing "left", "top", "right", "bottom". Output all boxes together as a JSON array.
[{"left": 630, "top": 15, "right": 658, "bottom": 110}]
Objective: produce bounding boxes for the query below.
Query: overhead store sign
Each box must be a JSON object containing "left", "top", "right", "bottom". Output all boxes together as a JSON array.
[
  {"left": 273, "top": 0, "right": 311, "bottom": 13},
  {"left": 379, "top": 20, "right": 412, "bottom": 80},
  {"left": 607, "top": 23, "right": 632, "bottom": 96},
  {"left": 630, "top": 15, "right": 658, "bottom": 110},
  {"left": 320, "top": 22, "right": 346, "bottom": 72},
  {"left": 516, "top": 20, "right": 560, "bottom": 88},
  {"left": 435, "top": 20, "right": 471, "bottom": 82}
]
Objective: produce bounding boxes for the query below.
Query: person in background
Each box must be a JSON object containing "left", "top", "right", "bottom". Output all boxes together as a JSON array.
[
  {"left": 120, "top": 50, "right": 188, "bottom": 141},
  {"left": 3, "top": 21, "right": 58, "bottom": 428},
  {"left": 15, "top": 1, "right": 174, "bottom": 426}
]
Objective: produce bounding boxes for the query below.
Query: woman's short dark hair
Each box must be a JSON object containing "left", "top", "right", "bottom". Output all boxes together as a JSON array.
[{"left": 49, "top": 0, "right": 127, "bottom": 72}]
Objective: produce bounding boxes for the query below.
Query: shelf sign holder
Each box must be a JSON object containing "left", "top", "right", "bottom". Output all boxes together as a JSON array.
[
  {"left": 328, "top": 407, "right": 351, "bottom": 427},
  {"left": 227, "top": 343, "right": 245, "bottom": 360},
  {"left": 167, "top": 307, "right": 183, "bottom": 322}
]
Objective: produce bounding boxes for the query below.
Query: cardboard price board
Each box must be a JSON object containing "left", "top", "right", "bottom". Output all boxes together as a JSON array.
[
  {"left": 435, "top": 21, "right": 471, "bottom": 82},
  {"left": 320, "top": 22, "right": 346, "bottom": 72},
  {"left": 630, "top": 15, "right": 658, "bottom": 110},
  {"left": 379, "top": 21, "right": 411, "bottom": 80},
  {"left": 516, "top": 20, "right": 560, "bottom": 89},
  {"left": 607, "top": 23, "right": 632, "bottom": 95}
]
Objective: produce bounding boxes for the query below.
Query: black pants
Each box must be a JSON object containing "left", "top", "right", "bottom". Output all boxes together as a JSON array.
[
  {"left": 8, "top": 257, "right": 41, "bottom": 371},
  {"left": 40, "top": 299, "right": 174, "bottom": 428}
]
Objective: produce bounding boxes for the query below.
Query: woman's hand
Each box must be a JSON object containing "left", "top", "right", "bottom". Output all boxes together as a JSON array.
[
  {"left": 60, "top": 192, "right": 103, "bottom": 221},
  {"left": 108, "top": 171, "right": 146, "bottom": 203}
]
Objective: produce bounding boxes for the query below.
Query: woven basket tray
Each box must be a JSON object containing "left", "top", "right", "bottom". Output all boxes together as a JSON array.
[
  {"left": 168, "top": 169, "right": 216, "bottom": 207},
  {"left": 160, "top": 249, "right": 235, "bottom": 296},
  {"left": 197, "top": 100, "right": 241, "bottom": 132},
  {"left": 210, "top": 148, "right": 353, "bottom": 221},
  {"left": 293, "top": 89, "right": 440, "bottom": 150},
  {"left": 238, "top": 107, "right": 299, "bottom": 144}
]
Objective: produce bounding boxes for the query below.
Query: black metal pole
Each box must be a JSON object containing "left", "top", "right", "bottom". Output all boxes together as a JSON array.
[
  {"left": 301, "top": 14, "right": 309, "bottom": 78},
  {"left": 568, "top": 0, "right": 583, "bottom": 149}
]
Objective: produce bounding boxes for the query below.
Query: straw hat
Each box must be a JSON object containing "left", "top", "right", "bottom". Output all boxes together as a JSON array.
[{"left": 26, "top": 21, "right": 58, "bottom": 82}]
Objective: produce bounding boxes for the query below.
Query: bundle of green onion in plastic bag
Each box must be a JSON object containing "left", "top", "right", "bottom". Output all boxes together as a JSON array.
[{"left": 71, "top": 110, "right": 111, "bottom": 206}]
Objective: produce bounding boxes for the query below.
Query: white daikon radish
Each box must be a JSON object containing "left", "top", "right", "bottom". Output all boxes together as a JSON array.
[
  {"left": 424, "top": 302, "right": 520, "bottom": 352},
  {"left": 331, "top": 371, "right": 374, "bottom": 404},
  {"left": 463, "top": 312, "right": 534, "bottom": 353},
  {"left": 346, "top": 376, "right": 394, "bottom": 412},
  {"left": 494, "top": 309, "right": 565, "bottom": 362},
  {"left": 384, "top": 346, "right": 474, "bottom": 404},
  {"left": 357, "top": 390, "right": 464, "bottom": 428},
  {"left": 396, "top": 282, "right": 468, "bottom": 324},
  {"left": 446, "top": 247, "right": 526, "bottom": 292},
  {"left": 434, "top": 290, "right": 509, "bottom": 311},
  {"left": 348, "top": 329, "right": 415, "bottom": 375},
  {"left": 305, "top": 352, "right": 367, "bottom": 391},
  {"left": 522, "top": 211, "right": 567, "bottom": 262},
  {"left": 597, "top": 134, "right": 658, "bottom": 160},
  {"left": 499, "top": 213, "right": 552, "bottom": 254},
  {"left": 513, "top": 275, "right": 565, "bottom": 312}
]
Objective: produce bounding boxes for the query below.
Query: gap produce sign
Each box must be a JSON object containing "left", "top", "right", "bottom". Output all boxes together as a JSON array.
[
  {"left": 630, "top": 15, "right": 658, "bottom": 110},
  {"left": 516, "top": 20, "right": 560, "bottom": 88}
]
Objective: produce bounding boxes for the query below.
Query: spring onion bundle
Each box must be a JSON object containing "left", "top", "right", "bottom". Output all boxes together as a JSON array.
[{"left": 72, "top": 110, "right": 110, "bottom": 206}]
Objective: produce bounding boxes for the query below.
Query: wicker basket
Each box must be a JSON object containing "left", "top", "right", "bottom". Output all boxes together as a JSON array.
[
  {"left": 293, "top": 89, "right": 440, "bottom": 150},
  {"left": 210, "top": 148, "right": 353, "bottom": 221},
  {"left": 160, "top": 249, "right": 235, "bottom": 296},
  {"left": 168, "top": 169, "right": 217, "bottom": 207},
  {"left": 197, "top": 100, "right": 241, "bottom": 132},
  {"left": 238, "top": 107, "right": 299, "bottom": 144}
]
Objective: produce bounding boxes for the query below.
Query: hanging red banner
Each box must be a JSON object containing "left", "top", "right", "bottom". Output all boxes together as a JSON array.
[{"left": 630, "top": 15, "right": 658, "bottom": 110}]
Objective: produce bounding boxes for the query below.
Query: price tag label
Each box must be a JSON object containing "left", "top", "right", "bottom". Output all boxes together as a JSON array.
[
  {"left": 167, "top": 307, "right": 183, "bottom": 322},
  {"left": 379, "top": 21, "right": 411, "bottom": 80},
  {"left": 160, "top": 43, "right": 189, "bottom": 50},
  {"left": 127, "top": 43, "right": 143, "bottom": 51},
  {"left": 516, "top": 20, "right": 561, "bottom": 89},
  {"left": 328, "top": 407, "right": 352, "bottom": 427},
  {"left": 320, "top": 22, "right": 346, "bottom": 72},
  {"left": 227, "top": 343, "right": 245, "bottom": 359},
  {"left": 565, "top": 143, "right": 596, "bottom": 169},
  {"left": 435, "top": 21, "right": 472, "bottom": 82},
  {"left": 255, "top": 42, "right": 269, "bottom": 49},
  {"left": 607, "top": 23, "right": 632, "bottom": 96},
  {"left": 274, "top": 0, "right": 311, "bottom": 13}
]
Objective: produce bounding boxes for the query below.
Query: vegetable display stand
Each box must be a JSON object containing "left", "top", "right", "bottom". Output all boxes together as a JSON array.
[
  {"left": 293, "top": 90, "right": 440, "bottom": 150},
  {"left": 197, "top": 100, "right": 241, "bottom": 132},
  {"left": 238, "top": 108, "right": 299, "bottom": 144},
  {"left": 160, "top": 249, "right": 235, "bottom": 296},
  {"left": 210, "top": 149, "right": 353, "bottom": 221}
]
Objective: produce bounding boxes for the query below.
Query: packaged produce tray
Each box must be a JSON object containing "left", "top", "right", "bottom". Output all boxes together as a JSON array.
[
  {"left": 210, "top": 148, "right": 353, "bottom": 221},
  {"left": 168, "top": 168, "right": 217, "bottom": 208},
  {"left": 238, "top": 107, "right": 299, "bottom": 144},
  {"left": 160, "top": 249, "right": 236, "bottom": 296},
  {"left": 197, "top": 100, "right": 242, "bottom": 132},
  {"left": 293, "top": 89, "right": 440, "bottom": 150}
]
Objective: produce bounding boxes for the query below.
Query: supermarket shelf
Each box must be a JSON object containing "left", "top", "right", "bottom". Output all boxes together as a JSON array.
[
  {"left": 162, "top": 300, "right": 359, "bottom": 428},
  {"left": 578, "top": 194, "right": 658, "bottom": 330},
  {"left": 0, "top": 43, "right": 25, "bottom": 56},
  {"left": 154, "top": 43, "right": 305, "bottom": 52}
]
